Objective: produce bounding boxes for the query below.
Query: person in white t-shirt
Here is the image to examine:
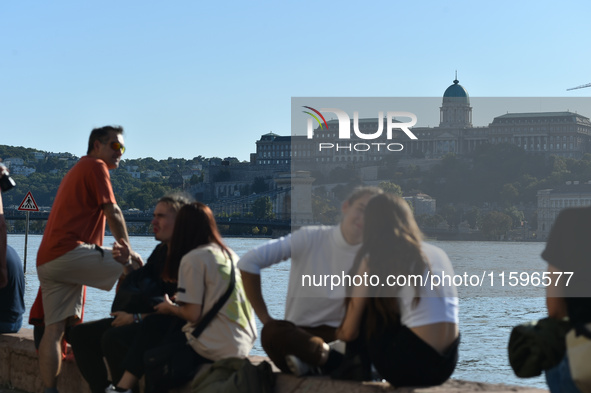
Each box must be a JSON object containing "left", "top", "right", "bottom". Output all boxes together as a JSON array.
[
  {"left": 107, "top": 202, "right": 256, "bottom": 393},
  {"left": 336, "top": 193, "right": 459, "bottom": 386},
  {"left": 238, "top": 186, "right": 383, "bottom": 373}
]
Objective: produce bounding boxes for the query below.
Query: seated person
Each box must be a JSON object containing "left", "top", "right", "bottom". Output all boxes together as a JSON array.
[
  {"left": 543, "top": 206, "right": 591, "bottom": 393},
  {"left": 108, "top": 202, "right": 257, "bottom": 393},
  {"left": 334, "top": 194, "right": 459, "bottom": 386},
  {"left": 69, "top": 194, "right": 190, "bottom": 393},
  {"left": 0, "top": 188, "right": 25, "bottom": 334},
  {"left": 238, "top": 186, "right": 382, "bottom": 374}
]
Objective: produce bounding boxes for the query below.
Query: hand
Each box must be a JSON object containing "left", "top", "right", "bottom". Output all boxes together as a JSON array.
[
  {"left": 112, "top": 239, "right": 144, "bottom": 269},
  {"left": 154, "top": 294, "right": 177, "bottom": 315},
  {"left": 110, "top": 311, "right": 134, "bottom": 327},
  {"left": 112, "top": 239, "right": 130, "bottom": 264},
  {"left": 130, "top": 250, "right": 144, "bottom": 268}
]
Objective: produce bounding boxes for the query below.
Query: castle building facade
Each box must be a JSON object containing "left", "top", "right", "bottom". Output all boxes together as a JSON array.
[{"left": 253, "top": 78, "right": 591, "bottom": 166}]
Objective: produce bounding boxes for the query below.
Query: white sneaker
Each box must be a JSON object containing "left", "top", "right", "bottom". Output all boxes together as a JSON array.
[
  {"left": 105, "top": 384, "right": 132, "bottom": 393},
  {"left": 328, "top": 340, "right": 346, "bottom": 354},
  {"left": 285, "top": 354, "right": 319, "bottom": 377}
]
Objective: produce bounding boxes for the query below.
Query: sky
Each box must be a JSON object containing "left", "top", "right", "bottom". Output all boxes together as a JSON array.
[{"left": 2, "top": 0, "right": 591, "bottom": 161}]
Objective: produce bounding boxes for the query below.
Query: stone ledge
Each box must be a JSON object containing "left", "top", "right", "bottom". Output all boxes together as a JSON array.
[{"left": 0, "top": 329, "right": 547, "bottom": 393}]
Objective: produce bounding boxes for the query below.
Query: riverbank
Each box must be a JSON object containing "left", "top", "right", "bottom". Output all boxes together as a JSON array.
[{"left": 1, "top": 329, "right": 547, "bottom": 393}]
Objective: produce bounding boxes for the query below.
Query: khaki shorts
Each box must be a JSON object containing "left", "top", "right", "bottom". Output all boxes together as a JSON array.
[{"left": 37, "top": 243, "right": 124, "bottom": 326}]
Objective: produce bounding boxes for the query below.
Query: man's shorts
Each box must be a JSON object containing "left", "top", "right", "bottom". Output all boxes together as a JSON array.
[{"left": 37, "top": 243, "right": 124, "bottom": 326}]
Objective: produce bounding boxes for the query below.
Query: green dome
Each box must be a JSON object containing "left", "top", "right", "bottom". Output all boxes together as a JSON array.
[{"left": 443, "top": 79, "right": 469, "bottom": 104}]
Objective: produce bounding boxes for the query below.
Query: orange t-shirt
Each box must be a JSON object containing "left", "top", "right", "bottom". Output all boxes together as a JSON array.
[{"left": 37, "top": 156, "right": 117, "bottom": 266}]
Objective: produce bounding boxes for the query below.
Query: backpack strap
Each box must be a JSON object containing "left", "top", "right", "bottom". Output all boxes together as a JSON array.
[{"left": 191, "top": 253, "right": 235, "bottom": 338}]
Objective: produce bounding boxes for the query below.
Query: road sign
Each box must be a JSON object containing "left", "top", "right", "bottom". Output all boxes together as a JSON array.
[{"left": 18, "top": 191, "right": 40, "bottom": 212}]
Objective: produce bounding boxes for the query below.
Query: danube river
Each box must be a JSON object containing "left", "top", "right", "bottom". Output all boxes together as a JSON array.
[{"left": 8, "top": 234, "right": 548, "bottom": 389}]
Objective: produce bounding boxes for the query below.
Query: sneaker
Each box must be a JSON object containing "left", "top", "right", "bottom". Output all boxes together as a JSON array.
[
  {"left": 285, "top": 354, "right": 320, "bottom": 377},
  {"left": 105, "top": 384, "right": 132, "bottom": 393},
  {"left": 328, "top": 340, "right": 346, "bottom": 355}
]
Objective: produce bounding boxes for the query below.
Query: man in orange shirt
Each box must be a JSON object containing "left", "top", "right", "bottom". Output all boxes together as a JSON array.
[{"left": 36, "top": 126, "right": 141, "bottom": 393}]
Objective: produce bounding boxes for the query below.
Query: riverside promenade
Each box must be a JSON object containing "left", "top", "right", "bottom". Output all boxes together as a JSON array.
[{"left": 1, "top": 329, "right": 547, "bottom": 393}]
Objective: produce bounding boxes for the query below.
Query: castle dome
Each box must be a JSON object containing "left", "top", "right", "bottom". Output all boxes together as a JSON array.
[{"left": 443, "top": 78, "right": 470, "bottom": 104}]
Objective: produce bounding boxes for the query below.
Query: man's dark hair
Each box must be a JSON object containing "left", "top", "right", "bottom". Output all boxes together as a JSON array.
[{"left": 87, "top": 126, "right": 124, "bottom": 155}]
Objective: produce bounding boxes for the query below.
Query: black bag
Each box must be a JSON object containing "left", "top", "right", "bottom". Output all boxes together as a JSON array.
[
  {"left": 144, "top": 341, "right": 202, "bottom": 393},
  {"left": 111, "top": 267, "right": 166, "bottom": 314},
  {"left": 508, "top": 317, "right": 570, "bottom": 378}
]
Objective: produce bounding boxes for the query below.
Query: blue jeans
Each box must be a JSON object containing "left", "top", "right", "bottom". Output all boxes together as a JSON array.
[
  {"left": 0, "top": 315, "right": 23, "bottom": 334},
  {"left": 546, "top": 356, "right": 581, "bottom": 393}
]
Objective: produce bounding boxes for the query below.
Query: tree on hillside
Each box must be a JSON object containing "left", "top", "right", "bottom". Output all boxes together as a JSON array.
[
  {"left": 252, "top": 196, "right": 274, "bottom": 220},
  {"left": 479, "top": 211, "right": 512, "bottom": 240},
  {"left": 312, "top": 193, "right": 339, "bottom": 224},
  {"left": 378, "top": 181, "right": 402, "bottom": 196},
  {"left": 465, "top": 207, "right": 480, "bottom": 229}
]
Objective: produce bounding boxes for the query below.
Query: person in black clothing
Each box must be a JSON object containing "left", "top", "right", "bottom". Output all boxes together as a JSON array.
[
  {"left": 69, "top": 194, "right": 191, "bottom": 393},
  {"left": 543, "top": 206, "right": 591, "bottom": 393}
]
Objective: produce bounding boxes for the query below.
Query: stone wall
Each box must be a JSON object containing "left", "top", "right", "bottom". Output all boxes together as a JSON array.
[{"left": 0, "top": 329, "right": 547, "bottom": 393}]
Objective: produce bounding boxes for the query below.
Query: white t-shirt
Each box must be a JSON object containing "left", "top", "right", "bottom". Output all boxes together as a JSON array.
[
  {"left": 176, "top": 244, "right": 257, "bottom": 361},
  {"left": 238, "top": 225, "right": 360, "bottom": 328},
  {"left": 397, "top": 242, "right": 459, "bottom": 328}
]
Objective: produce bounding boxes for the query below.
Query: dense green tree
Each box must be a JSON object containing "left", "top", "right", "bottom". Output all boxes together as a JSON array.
[
  {"left": 503, "top": 206, "right": 525, "bottom": 228},
  {"left": 465, "top": 207, "right": 480, "bottom": 229},
  {"left": 479, "top": 211, "right": 512, "bottom": 240},
  {"left": 378, "top": 181, "right": 402, "bottom": 196},
  {"left": 312, "top": 193, "right": 339, "bottom": 224},
  {"left": 500, "top": 183, "right": 519, "bottom": 206},
  {"left": 440, "top": 204, "right": 463, "bottom": 230},
  {"left": 252, "top": 196, "right": 274, "bottom": 220},
  {"left": 415, "top": 214, "right": 444, "bottom": 228}
]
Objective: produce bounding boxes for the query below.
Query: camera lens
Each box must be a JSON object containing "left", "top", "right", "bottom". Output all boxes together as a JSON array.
[{"left": 0, "top": 163, "right": 16, "bottom": 192}]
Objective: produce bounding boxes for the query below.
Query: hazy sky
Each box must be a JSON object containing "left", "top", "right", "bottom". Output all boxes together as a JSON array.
[{"left": 2, "top": 1, "right": 591, "bottom": 161}]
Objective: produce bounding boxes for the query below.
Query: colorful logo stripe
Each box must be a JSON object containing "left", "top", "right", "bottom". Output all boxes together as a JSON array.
[{"left": 302, "top": 106, "right": 329, "bottom": 130}]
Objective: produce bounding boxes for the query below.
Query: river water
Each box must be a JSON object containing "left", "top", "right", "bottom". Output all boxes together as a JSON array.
[{"left": 8, "top": 234, "right": 548, "bottom": 389}]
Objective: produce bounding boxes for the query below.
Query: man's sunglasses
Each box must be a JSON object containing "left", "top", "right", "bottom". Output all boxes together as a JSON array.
[{"left": 110, "top": 142, "right": 126, "bottom": 154}]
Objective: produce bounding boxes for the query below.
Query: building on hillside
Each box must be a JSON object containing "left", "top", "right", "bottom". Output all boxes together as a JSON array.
[
  {"left": 33, "top": 152, "right": 46, "bottom": 161},
  {"left": 488, "top": 112, "right": 591, "bottom": 159},
  {"left": 254, "top": 132, "right": 294, "bottom": 166},
  {"left": 142, "top": 170, "right": 162, "bottom": 179},
  {"left": 252, "top": 77, "right": 591, "bottom": 171},
  {"left": 9, "top": 165, "right": 36, "bottom": 176},
  {"left": 404, "top": 193, "right": 437, "bottom": 216},
  {"left": 537, "top": 181, "right": 591, "bottom": 239},
  {"left": 3, "top": 157, "right": 25, "bottom": 167}
]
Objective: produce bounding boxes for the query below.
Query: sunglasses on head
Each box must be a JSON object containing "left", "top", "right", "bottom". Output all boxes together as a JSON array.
[{"left": 109, "top": 141, "right": 125, "bottom": 154}]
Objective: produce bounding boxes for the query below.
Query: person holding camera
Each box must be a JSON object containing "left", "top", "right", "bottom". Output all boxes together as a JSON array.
[{"left": 0, "top": 162, "right": 25, "bottom": 334}]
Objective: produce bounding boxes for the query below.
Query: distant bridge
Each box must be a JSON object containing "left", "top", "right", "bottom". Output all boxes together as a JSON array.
[
  {"left": 2, "top": 209, "right": 292, "bottom": 231},
  {"left": 2, "top": 209, "right": 155, "bottom": 223}
]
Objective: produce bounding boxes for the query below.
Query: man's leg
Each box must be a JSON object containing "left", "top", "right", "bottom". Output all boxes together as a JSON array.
[
  {"left": 38, "top": 320, "right": 67, "bottom": 390},
  {"left": 102, "top": 322, "right": 141, "bottom": 387},
  {"left": 261, "top": 320, "right": 335, "bottom": 373},
  {"left": 69, "top": 318, "right": 115, "bottom": 393}
]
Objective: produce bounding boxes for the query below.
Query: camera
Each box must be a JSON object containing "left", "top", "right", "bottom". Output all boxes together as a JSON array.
[{"left": 0, "top": 163, "right": 16, "bottom": 192}]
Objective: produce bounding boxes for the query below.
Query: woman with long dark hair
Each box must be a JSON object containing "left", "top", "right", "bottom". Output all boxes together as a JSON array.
[
  {"left": 336, "top": 193, "right": 459, "bottom": 387},
  {"left": 106, "top": 202, "right": 257, "bottom": 393}
]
